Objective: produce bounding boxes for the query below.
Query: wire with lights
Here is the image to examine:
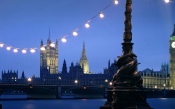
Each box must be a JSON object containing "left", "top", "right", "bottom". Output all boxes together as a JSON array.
[
  {"left": 0, "top": 0, "right": 119, "bottom": 54},
  {"left": 0, "top": 0, "right": 171, "bottom": 54}
]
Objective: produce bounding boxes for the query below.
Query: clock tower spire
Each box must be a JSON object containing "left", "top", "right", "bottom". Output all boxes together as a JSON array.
[{"left": 170, "top": 24, "right": 175, "bottom": 89}]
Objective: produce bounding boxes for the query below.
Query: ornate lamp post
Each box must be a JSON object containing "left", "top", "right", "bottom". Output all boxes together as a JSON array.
[
  {"left": 100, "top": 0, "right": 152, "bottom": 109},
  {"left": 28, "top": 77, "right": 32, "bottom": 88}
]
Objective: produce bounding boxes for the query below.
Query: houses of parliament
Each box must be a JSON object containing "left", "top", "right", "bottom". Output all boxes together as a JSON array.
[{"left": 1, "top": 25, "right": 175, "bottom": 89}]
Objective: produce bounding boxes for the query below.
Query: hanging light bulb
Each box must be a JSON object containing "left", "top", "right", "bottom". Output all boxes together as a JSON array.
[
  {"left": 114, "top": 0, "right": 119, "bottom": 4},
  {"left": 164, "top": 0, "right": 170, "bottom": 3},
  {"left": 50, "top": 43, "right": 55, "bottom": 47},
  {"left": 85, "top": 23, "right": 90, "bottom": 28},
  {"left": 99, "top": 12, "right": 104, "bottom": 18},
  {"left": 13, "top": 48, "right": 18, "bottom": 53},
  {"left": 40, "top": 46, "right": 45, "bottom": 51},
  {"left": 22, "top": 49, "right": 27, "bottom": 54},
  {"left": 61, "top": 37, "right": 67, "bottom": 43},
  {"left": 6, "top": 46, "right": 11, "bottom": 50},
  {"left": 0, "top": 43, "right": 4, "bottom": 47},
  {"left": 72, "top": 31, "right": 78, "bottom": 36},
  {"left": 30, "top": 49, "right": 36, "bottom": 53}
]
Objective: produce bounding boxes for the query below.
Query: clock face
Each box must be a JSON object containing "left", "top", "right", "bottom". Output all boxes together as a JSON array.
[{"left": 172, "top": 42, "right": 175, "bottom": 48}]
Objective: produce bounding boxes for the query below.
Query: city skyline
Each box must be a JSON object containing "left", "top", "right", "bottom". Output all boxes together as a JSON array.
[{"left": 0, "top": 0, "right": 175, "bottom": 78}]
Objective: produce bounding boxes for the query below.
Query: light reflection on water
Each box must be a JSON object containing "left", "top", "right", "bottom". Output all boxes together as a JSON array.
[
  {"left": 0, "top": 98, "right": 175, "bottom": 109},
  {"left": 160, "top": 98, "right": 168, "bottom": 100},
  {"left": 148, "top": 98, "right": 175, "bottom": 109}
]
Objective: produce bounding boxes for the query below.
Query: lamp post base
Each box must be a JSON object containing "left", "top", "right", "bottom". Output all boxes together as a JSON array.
[{"left": 100, "top": 87, "right": 153, "bottom": 109}]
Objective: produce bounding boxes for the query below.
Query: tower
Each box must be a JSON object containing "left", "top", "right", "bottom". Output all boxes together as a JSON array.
[
  {"left": 170, "top": 24, "right": 175, "bottom": 89},
  {"left": 62, "top": 59, "right": 68, "bottom": 74},
  {"left": 40, "top": 31, "right": 58, "bottom": 78},
  {"left": 161, "top": 63, "right": 169, "bottom": 78},
  {"left": 80, "top": 42, "right": 89, "bottom": 74}
]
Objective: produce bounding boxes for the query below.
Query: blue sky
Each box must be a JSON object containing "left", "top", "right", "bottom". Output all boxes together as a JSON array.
[{"left": 0, "top": 0, "right": 175, "bottom": 78}]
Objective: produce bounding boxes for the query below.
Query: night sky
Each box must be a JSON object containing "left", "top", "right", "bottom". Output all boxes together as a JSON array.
[{"left": 0, "top": 0, "right": 175, "bottom": 78}]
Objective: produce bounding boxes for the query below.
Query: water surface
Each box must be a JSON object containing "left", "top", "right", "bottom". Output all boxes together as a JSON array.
[{"left": 0, "top": 98, "right": 175, "bottom": 109}]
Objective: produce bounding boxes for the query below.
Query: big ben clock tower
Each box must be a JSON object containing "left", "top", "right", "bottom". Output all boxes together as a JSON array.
[{"left": 170, "top": 24, "right": 175, "bottom": 89}]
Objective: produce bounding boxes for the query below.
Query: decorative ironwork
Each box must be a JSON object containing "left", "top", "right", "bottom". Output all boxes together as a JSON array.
[{"left": 112, "top": 0, "right": 143, "bottom": 88}]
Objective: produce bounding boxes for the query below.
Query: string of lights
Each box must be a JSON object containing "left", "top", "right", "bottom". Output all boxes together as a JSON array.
[{"left": 0, "top": 0, "right": 171, "bottom": 54}]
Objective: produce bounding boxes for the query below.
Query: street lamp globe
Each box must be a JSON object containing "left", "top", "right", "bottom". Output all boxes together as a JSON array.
[
  {"left": 28, "top": 78, "right": 32, "bottom": 82},
  {"left": 74, "top": 80, "right": 78, "bottom": 84}
]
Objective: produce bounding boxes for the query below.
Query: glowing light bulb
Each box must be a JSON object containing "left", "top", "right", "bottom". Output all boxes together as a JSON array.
[
  {"left": 99, "top": 12, "right": 104, "bottom": 18},
  {"left": 40, "top": 46, "right": 45, "bottom": 51},
  {"left": 30, "top": 49, "right": 35, "bottom": 53},
  {"left": 114, "top": 0, "right": 119, "bottom": 4},
  {"left": 13, "top": 49, "right": 18, "bottom": 53},
  {"left": 72, "top": 31, "right": 78, "bottom": 36},
  {"left": 164, "top": 0, "right": 170, "bottom": 3},
  {"left": 50, "top": 43, "right": 55, "bottom": 47},
  {"left": 0, "top": 43, "right": 4, "bottom": 47},
  {"left": 6, "top": 46, "right": 11, "bottom": 50},
  {"left": 61, "top": 37, "right": 67, "bottom": 43},
  {"left": 85, "top": 23, "right": 90, "bottom": 28},
  {"left": 22, "top": 49, "right": 27, "bottom": 54}
]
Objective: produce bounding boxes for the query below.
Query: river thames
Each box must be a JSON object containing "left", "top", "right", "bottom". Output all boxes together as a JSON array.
[{"left": 0, "top": 98, "right": 175, "bottom": 109}]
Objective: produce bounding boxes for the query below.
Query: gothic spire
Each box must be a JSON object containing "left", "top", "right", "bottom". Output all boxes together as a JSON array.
[
  {"left": 62, "top": 59, "right": 67, "bottom": 74},
  {"left": 56, "top": 39, "right": 58, "bottom": 45},
  {"left": 47, "top": 28, "right": 51, "bottom": 44},
  {"left": 108, "top": 59, "right": 110, "bottom": 69},
  {"left": 40, "top": 38, "right": 43, "bottom": 46},
  {"left": 48, "top": 27, "right": 50, "bottom": 40},
  {"left": 56, "top": 39, "right": 58, "bottom": 50},
  {"left": 80, "top": 42, "right": 87, "bottom": 60}
]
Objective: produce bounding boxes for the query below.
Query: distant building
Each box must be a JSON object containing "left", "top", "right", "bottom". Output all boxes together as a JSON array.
[
  {"left": 2, "top": 70, "right": 18, "bottom": 84},
  {"left": 69, "top": 62, "right": 84, "bottom": 78},
  {"left": 21, "top": 71, "right": 26, "bottom": 79},
  {"left": 78, "top": 60, "right": 118, "bottom": 86},
  {"left": 139, "top": 63, "right": 169, "bottom": 89},
  {"left": 40, "top": 32, "right": 58, "bottom": 78},
  {"left": 0, "top": 62, "right": 170, "bottom": 89},
  {"left": 18, "top": 71, "right": 27, "bottom": 84},
  {"left": 104, "top": 60, "right": 118, "bottom": 79},
  {"left": 62, "top": 59, "right": 68, "bottom": 74},
  {"left": 170, "top": 24, "right": 175, "bottom": 89},
  {"left": 79, "top": 42, "right": 89, "bottom": 74},
  {"left": 79, "top": 73, "right": 109, "bottom": 86}
]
